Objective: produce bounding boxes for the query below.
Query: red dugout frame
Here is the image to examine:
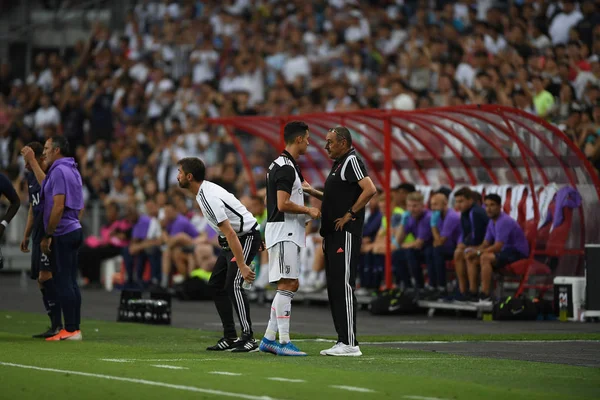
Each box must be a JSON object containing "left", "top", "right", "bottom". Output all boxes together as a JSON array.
[{"left": 209, "top": 106, "right": 600, "bottom": 289}]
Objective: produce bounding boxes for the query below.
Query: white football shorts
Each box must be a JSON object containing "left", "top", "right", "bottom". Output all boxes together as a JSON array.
[{"left": 268, "top": 241, "right": 301, "bottom": 283}]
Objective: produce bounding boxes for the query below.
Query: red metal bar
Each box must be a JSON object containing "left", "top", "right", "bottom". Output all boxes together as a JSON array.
[
  {"left": 388, "top": 119, "right": 455, "bottom": 186},
  {"left": 408, "top": 114, "right": 499, "bottom": 184},
  {"left": 341, "top": 115, "right": 428, "bottom": 185},
  {"left": 224, "top": 125, "right": 257, "bottom": 195},
  {"left": 383, "top": 116, "right": 393, "bottom": 290},
  {"left": 497, "top": 108, "right": 539, "bottom": 297},
  {"left": 420, "top": 110, "right": 524, "bottom": 183},
  {"left": 318, "top": 115, "right": 410, "bottom": 183},
  {"left": 301, "top": 118, "right": 386, "bottom": 187},
  {"left": 243, "top": 120, "right": 328, "bottom": 185},
  {"left": 452, "top": 109, "right": 550, "bottom": 185}
]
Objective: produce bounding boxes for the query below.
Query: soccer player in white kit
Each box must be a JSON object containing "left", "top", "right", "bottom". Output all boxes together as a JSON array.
[
  {"left": 177, "top": 157, "right": 261, "bottom": 352},
  {"left": 259, "top": 121, "right": 321, "bottom": 356}
]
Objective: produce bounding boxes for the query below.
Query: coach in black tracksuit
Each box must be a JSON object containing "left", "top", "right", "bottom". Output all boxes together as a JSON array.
[{"left": 302, "top": 127, "right": 376, "bottom": 356}]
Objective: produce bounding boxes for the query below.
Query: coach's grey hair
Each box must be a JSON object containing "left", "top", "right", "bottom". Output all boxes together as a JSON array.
[{"left": 329, "top": 126, "right": 352, "bottom": 147}]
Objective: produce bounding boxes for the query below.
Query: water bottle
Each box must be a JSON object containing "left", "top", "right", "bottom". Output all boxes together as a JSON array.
[
  {"left": 242, "top": 262, "right": 256, "bottom": 290},
  {"left": 559, "top": 288, "right": 568, "bottom": 322}
]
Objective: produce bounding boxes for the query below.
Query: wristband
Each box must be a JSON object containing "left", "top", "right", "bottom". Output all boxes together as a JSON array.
[
  {"left": 44, "top": 232, "right": 53, "bottom": 239},
  {"left": 0, "top": 220, "right": 7, "bottom": 228},
  {"left": 348, "top": 209, "right": 356, "bottom": 218}
]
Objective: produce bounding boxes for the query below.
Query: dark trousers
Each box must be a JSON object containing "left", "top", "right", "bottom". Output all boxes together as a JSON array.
[
  {"left": 51, "top": 228, "right": 83, "bottom": 332},
  {"left": 122, "top": 246, "right": 162, "bottom": 288},
  {"left": 428, "top": 245, "right": 454, "bottom": 289},
  {"left": 208, "top": 230, "right": 261, "bottom": 339},
  {"left": 394, "top": 247, "right": 430, "bottom": 289},
  {"left": 323, "top": 231, "right": 361, "bottom": 346},
  {"left": 79, "top": 244, "right": 122, "bottom": 283}
]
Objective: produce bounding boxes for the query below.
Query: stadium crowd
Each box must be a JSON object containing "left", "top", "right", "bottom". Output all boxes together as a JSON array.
[{"left": 0, "top": 0, "right": 597, "bottom": 296}]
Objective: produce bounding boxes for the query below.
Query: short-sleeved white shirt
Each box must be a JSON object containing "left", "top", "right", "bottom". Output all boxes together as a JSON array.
[{"left": 195, "top": 180, "right": 258, "bottom": 237}]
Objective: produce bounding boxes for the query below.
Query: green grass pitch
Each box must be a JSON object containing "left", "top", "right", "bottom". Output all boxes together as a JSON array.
[{"left": 0, "top": 311, "right": 598, "bottom": 400}]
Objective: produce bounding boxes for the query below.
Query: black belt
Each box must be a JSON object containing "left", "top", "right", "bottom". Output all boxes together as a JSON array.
[{"left": 218, "top": 223, "right": 259, "bottom": 250}]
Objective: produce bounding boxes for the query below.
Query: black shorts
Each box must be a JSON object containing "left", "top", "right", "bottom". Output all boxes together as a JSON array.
[
  {"left": 30, "top": 239, "right": 53, "bottom": 280},
  {"left": 494, "top": 248, "right": 527, "bottom": 270}
]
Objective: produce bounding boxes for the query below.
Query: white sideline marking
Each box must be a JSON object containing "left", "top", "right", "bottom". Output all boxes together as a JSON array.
[
  {"left": 267, "top": 377, "right": 306, "bottom": 383},
  {"left": 0, "top": 362, "right": 278, "bottom": 400},
  {"left": 330, "top": 385, "right": 376, "bottom": 393},
  {"left": 151, "top": 365, "right": 189, "bottom": 370},
  {"left": 100, "top": 358, "right": 220, "bottom": 362},
  {"left": 295, "top": 339, "right": 600, "bottom": 345},
  {"left": 210, "top": 371, "right": 242, "bottom": 376},
  {"left": 404, "top": 396, "right": 449, "bottom": 400}
]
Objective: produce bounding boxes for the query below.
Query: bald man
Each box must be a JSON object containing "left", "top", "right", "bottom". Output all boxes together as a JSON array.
[{"left": 428, "top": 192, "right": 461, "bottom": 299}]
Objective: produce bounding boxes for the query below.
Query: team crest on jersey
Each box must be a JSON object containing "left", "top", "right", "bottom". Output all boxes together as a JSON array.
[{"left": 285, "top": 265, "right": 291, "bottom": 274}]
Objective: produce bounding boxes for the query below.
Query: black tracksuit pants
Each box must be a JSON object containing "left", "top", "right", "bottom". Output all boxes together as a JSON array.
[
  {"left": 208, "top": 230, "right": 261, "bottom": 339},
  {"left": 323, "top": 230, "right": 361, "bottom": 346}
]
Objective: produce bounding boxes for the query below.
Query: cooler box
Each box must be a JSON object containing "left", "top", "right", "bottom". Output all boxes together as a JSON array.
[{"left": 553, "top": 277, "right": 586, "bottom": 322}]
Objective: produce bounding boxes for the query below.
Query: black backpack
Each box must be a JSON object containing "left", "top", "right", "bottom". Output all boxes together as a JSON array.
[
  {"left": 369, "top": 289, "right": 419, "bottom": 315},
  {"left": 493, "top": 296, "right": 538, "bottom": 321}
]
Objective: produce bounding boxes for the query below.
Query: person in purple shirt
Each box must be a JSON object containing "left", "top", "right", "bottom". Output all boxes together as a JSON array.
[
  {"left": 123, "top": 205, "right": 163, "bottom": 289},
  {"left": 428, "top": 192, "right": 461, "bottom": 299},
  {"left": 160, "top": 201, "right": 200, "bottom": 288},
  {"left": 394, "top": 192, "right": 432, "bottom": 291},
  {"left": 467, "top": 194, "right": 529, "bottom": 304},
  {"left": 40, "top": 136, "right": 84, "bottom": 341},
  {"left": 21, "top": 142, "right": 65, "bottom": 338}
]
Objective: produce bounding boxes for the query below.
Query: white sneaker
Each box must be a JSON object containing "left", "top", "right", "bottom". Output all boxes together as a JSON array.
[
  {"left": 320, "top": 342, "right": 342, "bottom": 356},
  {"left": 320, "top": 343, "right": 362, "bottom": 357}
]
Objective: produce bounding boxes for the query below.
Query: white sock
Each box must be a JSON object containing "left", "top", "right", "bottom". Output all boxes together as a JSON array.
[
  {"left": 160, "top": 274, "right": 169, "bottom": 288},
  {"left": 275, "top": 290, "right": 294, "bottom": 344},
  {"left": 264, "top": 299, "right": 277, "bottom": 341}
]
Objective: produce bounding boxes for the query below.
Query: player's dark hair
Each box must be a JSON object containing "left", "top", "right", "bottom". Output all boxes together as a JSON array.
[
  {"left": 26, "top": 142, "right": 44, "bottom": 158},
  {"left": 329, "top": 126, "right": 352, "bottom": 147},
  {"left": 178, "top": 157, "right": 206, "bottom": 182},
  {"left": 484, "top": 193, "right": 502, "bottom": 206},
  {"left": 454, "top": 186, "right": 473, "bottom": 200},
  {"left": 472, "top": 192, "right": 483, "bottom": 206},
  {"left": 283, "top": 121, "right": 309, "bottom": 145},
  {"left": 50, "top": 136, "right": 70, "bottom": 156},
  {"left": 395, "top": 182, "right": 416, "bottom": 193}
]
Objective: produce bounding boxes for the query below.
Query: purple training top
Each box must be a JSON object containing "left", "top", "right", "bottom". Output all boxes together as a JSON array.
[
  {"left": 405, "top": 210, "right": 433, "bottom": 245},
  {"left": 42, "top": 157, "right": 83, "bottom": 236},
  {"left": 167, "top": 214, "right": 199, "bottom": 238},
  {"left": 132, "top": 215, "right": 153, "bottom": 240},
  {"left": 438, "top": 208, "right": 461, "bottom": 250},
  {"left": 484, "top": 212, "right": 529, "bottom": 257}
]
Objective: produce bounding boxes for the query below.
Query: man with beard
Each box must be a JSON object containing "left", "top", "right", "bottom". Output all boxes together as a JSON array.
[{"left": 176, "top": 157, "right": 261, "bottom": 353}]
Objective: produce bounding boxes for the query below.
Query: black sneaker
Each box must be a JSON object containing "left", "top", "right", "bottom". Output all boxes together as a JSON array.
[
  {"left": 206, "top": 337, "right": 239, "bottom": 351},
  {"left": 478, "top": 293, "right": 493, "bottom": 305},
  {"left": 32, "top": 326, "right": 62, "bottom": 339},
  {"left": 231, "top": 338, "right": 259, "bottom": 353}
]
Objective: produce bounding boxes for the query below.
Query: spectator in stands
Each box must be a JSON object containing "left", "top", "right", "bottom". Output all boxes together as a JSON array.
[
  {"left": 123, "top": 205, "right": 162, "bottom": 289},
  {"left": 394, "top": 192, "right": 432, "bottom": 293},
  {"left": 453, "top": 187, "right": 489, "bottom": 302},
  {"left": 427, "top": 192, "right": 461, "bottom": 300},
  {"left": 466, "top": 194, "right": 529, "bottom": 304},
  {"left": 160, "top": 201, "right": 199, "bottom": 288},
  {"left": 78, "top": 202, "right": 131, "bottom": 288}
]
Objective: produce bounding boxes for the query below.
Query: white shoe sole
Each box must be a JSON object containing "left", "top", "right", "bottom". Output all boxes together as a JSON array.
[
  {"left": 326, "top": 351, "right": 362, "bottom": 357},
  {"left": 61, "top": 334, "right": 82, "bottom": 341}
]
